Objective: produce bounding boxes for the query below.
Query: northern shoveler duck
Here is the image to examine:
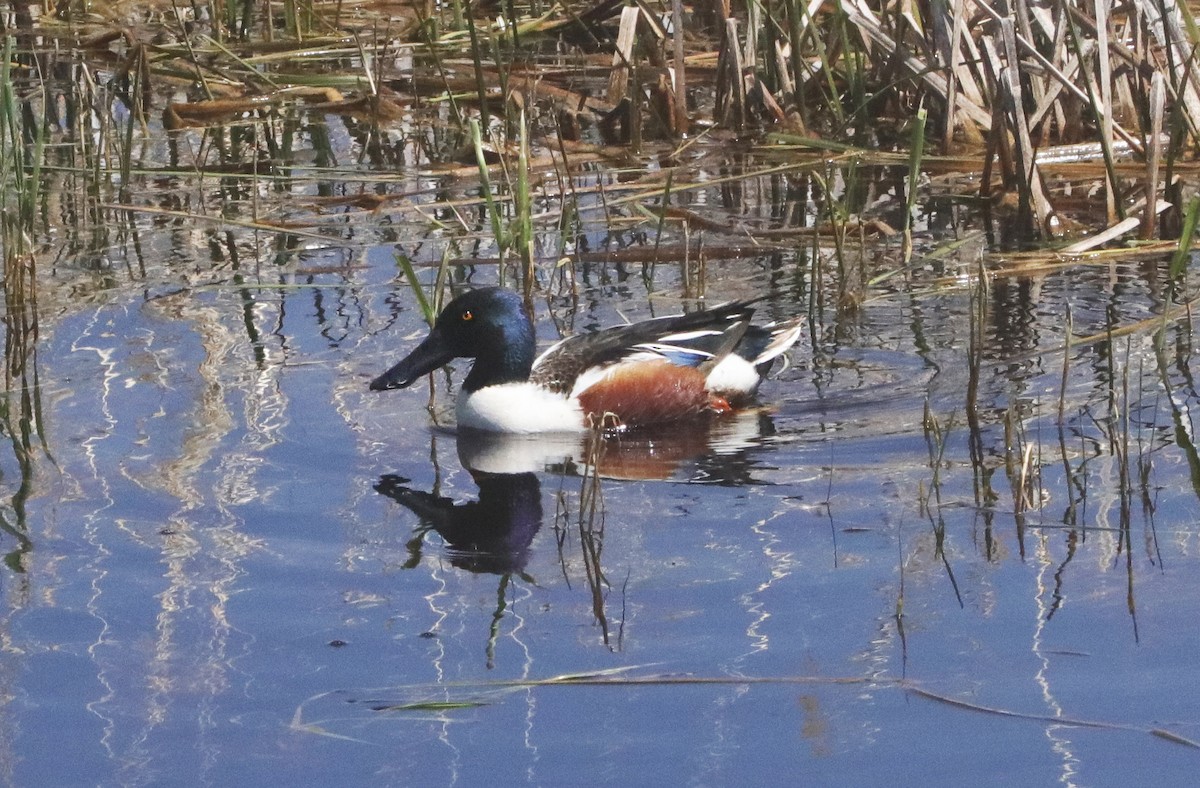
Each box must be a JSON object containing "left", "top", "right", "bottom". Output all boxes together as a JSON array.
[{"left": 369, "top": 287, "right": 803, "bottom": 433}]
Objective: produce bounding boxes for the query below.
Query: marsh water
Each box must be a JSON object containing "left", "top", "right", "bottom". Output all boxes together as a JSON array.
[{"left": 3, "top": 31, "right": 1200, "bottom": 788}]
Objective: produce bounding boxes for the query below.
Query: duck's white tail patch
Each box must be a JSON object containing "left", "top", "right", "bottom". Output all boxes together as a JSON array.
[
  {"left": 706, "top": 317, "right": 805, "bottom": 401},
  {"left": 704, "top": 356, "right": 762, "bottom": 399}
]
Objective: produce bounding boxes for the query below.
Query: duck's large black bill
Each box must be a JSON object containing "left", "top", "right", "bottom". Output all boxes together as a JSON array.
[{"left": 369, "top": 329, "right": 456, "bottom": 391}]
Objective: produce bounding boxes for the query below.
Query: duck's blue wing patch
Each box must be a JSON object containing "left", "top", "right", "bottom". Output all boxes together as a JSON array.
[{"left": 631, "top": 341, "right": 717, "bottom": 368}]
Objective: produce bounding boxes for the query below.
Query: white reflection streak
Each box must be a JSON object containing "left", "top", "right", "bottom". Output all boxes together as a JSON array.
[
  {"left": 216, "top": 299, "right": 287, "bottom": 506},
  {"left": 73, "top": 306, "right": 123, "bottom": 761},
  {"left": 523, "top": 683, "right": 540, "bottom": 786},
  {"left": 425, "top": 565, "right": 464, "bottom": 785},
  {"left": 506, "top": 581, "right": 541, "bottom": 779},
  {"left": 507, "top": 580, "right": 534, "bottom": 677},
  {"left": 1032, "top": 530, "right": 1079, "bottom": 784},
  {"left": 1089, "top": 456, "right": 1121, "bottom": 568},
  {"left": 695, "top": 507, "right": 798, "bottom": 785},
  {"left": 136, "top": 292, "right": 257, "bottom": 782},
  {"left": 739, "top": 507, "right": 802, "bottom": 664}
]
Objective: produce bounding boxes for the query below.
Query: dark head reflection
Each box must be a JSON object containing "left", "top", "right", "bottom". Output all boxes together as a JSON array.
[{"left": 375, "top": 470, "right": 542, "bottom": 575}]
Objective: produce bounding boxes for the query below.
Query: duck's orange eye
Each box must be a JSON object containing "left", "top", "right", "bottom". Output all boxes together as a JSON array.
[{"left": 462, "top": 309, "right": 474, "bottom": 322}]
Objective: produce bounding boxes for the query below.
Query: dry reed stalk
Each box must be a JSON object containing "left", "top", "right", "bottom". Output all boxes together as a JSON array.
[
  {"left": 1013, "top": 0, "right": 1049, "bottom": 118},
  {"left": 608, "top": 5, "right": 639, "bottom": 105},
  {"left": 842, "top": 0, "right": 992, "bottom": 131},
  {"left": 1061, "top": 200, "right": 1172, "bottom": 253},
  {"left": 968, "top": 0, "right": 1143, "bottom": 149},
  {"left": 715, "top": 18, "right": 747, "bottom": 133},
  {"left": 1094, "top": 0, "right": 1118, "bottom": 223},
  {"left": 978, "top": 37, "right": 1007, "bottom": 203},
  {"left": 671, "top": 0, "right": 687, "bottom": 134},
  {"left": 1138, "top": 0, "right": 1200, "bottom": 139},
  {"left": 1143, "top": 73, "right": 1167, "bottom": 239},
  {"left": 784, "top": 0, "right": 825, "bottom": 111},
  {"left": 997, "top": 18, "right": 1056, "bottom": 233},
  {"left": 937, "top": 0, "right": 984, "bottom": 148}
]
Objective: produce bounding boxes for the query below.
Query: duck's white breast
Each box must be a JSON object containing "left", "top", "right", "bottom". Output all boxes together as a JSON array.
[{"left": 456, "top": 382, "right": 585, "bottom": 433}]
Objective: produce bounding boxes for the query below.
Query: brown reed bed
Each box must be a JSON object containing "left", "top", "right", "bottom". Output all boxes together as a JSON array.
[
  {"left": 4, "top": 0, "right": 1197, "bottom": 246},
  {"left": 0, "top": 0, "right": 1198, "bottom": 392}
]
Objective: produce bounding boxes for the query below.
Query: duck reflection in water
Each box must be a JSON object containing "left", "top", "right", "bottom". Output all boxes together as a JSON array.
[
  {"left": 375, "top": 439, "right": 547, "bottom": 575},
  {"left": 375, "top": 412, "right": 780, "bottom": 576},
  {"left": 375, "top": 471, "right": 542, "bottom": 575}
]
